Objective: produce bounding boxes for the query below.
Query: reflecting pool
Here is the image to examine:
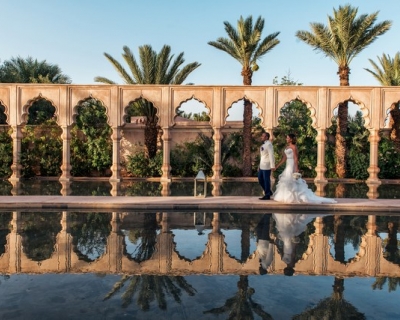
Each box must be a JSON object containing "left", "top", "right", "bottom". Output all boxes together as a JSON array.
[
  {"left": 0, "top": 211, "right": 399, "bottom": 319},
  {"left": 1, "top": 179, "right": 400, "bottom": 199}
]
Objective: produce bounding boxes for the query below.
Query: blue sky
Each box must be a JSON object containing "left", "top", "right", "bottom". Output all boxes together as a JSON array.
[{"left": 1, "top": 0, "right": 399, "bottom": 87}]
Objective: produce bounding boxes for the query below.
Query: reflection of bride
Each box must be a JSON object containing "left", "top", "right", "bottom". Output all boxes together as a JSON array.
[
  {"left": 273, "top": 213, "right": 326, "bottom": 275},
  {"left": 273, "top": 133, "right": 336, "bottom": 204}
]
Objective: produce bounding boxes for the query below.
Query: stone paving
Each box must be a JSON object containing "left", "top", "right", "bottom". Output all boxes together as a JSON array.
[{"left": 1, "top": 196, "right": 400, "bottom": 214}]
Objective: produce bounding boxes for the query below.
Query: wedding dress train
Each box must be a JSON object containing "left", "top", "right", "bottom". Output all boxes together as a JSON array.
[{"left": 273, "top": 148, "right": 336, "bottom": 204}]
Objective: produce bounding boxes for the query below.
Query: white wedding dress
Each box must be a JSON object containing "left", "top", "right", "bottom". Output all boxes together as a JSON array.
[
  {"left": 273, "top": 148, "right": 336, "bottom": 204},
  {"left": 273, "top": 213, "right": 324, "bottom": 264}
]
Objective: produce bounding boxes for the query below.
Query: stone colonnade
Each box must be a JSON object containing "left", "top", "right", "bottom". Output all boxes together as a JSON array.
[
  {"left": 1, "top": 84, "right": 399, "bottom": 186},
  {"left": 1, "top": 212, "right": 398, "bottom": 277}
]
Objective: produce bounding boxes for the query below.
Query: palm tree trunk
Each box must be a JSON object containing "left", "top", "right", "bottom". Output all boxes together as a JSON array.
[
  {"left": 241, "top": 66, "right": 253, "bottom": 177},
  {"left": 386, "top": 221, "right": 398, "bottom": 262},
  {"left": 242, "top": 99, "right": 253, "bottom": 176},
  {"left": 334, "top": 215, "right": 345, "bottom": 263},
  {"left": 145, "top": 117, "right": 159, "bottom": 159},
  {"left": 335, "top": 102, "right": 348, "bottom": 178},
  {"left": 335, "top": 65, "right": 350, "bottom": 178}
]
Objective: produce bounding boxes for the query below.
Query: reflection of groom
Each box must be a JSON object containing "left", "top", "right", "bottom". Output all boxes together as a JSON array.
[
  {"left": 256, "top": 214, "right": 274, "bottom": 274},
  {"left": 258, "top": 131, "right": 275, "bottom": 200}
]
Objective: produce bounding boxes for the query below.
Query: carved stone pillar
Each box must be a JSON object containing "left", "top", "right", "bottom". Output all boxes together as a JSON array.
[
  {"left": 161, "top": 127, "right": 171, "bottom": 181},
  {"left": 314, "top": 128, "right": 328, "bottom": 183},
  {"left": 107, "top": 212, "right": 123, "bottom": 273},
  {"left": 311, "top": 216, "right": 329, "bottom": 275},
  {"left": 367, "top": 183, "right": 379, "bottom": 200},
  {"left": 8, "top": 211, "right": 22, "bottom": 273},
  {"left": 364, "top": 215, "right": 380, "bottom": 276},
  {"left": 161, "top": 181, "right": 171, "bottom": 197},
  {"left": 60, "top": 180, "right": 72, "bottom": 196},
  {"left": 211, "top": 181, "right": 222, "bottom": 196},
  {"left": 314, "top": 182, "right": 327, "bottom": 197},
  {"left": 367, "top": 128, "right": 381, "bottom": 185},
  {"left": 110, "top": 181, "right": 120, "bottom": 197},
  {"left": 9, "top": 125, "right": 22, "bottom": 182},
  {"left": 57, "top": 212, "right": 72, "bottom": 272},
  {"left": 110, "top": 127, "right": 121, "bottom": 182},
  {"left": 60, "top": 125, "right": 71, "bottom": 181},
  {"left": 158, "top": 213, "right": 173, "bottom": 273},
  {"left": 209, "top": 212, "right": 224, "bottom": 273},
  {"left": 211, "top": 128, "right": 222, "bottom": 181}
]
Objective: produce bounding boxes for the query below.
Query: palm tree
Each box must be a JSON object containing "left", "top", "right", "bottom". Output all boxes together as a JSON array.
[
  {"left": 94, "top": 45, "right": 201, "bottom": 159},
  {"left": 209, "top": 15, "right": 280, "bottom": 176},
  {"left": 0, "top": 56, "right": 71, "bottom": 84},
  {"left": 366, "top": 52, "right": 400, "bottom": 86},
  {"left": 365, "top": 52, "right": 400, "bottom": 149},
  {"left": 296, "top": 4, "right": 391, "bottom": 178}
]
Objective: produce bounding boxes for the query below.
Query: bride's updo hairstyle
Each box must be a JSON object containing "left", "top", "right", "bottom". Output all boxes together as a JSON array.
[{"left": 288, "top": 133, "right": 297, "bottom": 144}]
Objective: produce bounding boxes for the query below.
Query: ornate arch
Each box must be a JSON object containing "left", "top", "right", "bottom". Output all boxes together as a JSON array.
[
  {"left": 277, "top": 96, "right": 318, "bottom": 129},
  {"left": 173, "top": 95, "right": 211, "bottom": 125},
  {"left": 72, "top": 95, "right": 110, "bottom": 126},
  {"left": 0, "top": 99, "right": 9, "bottom": 124},
  {"left": 21, "top": 94, "right": 59, "bottom": 125},
  {"left": 122, "top": 95, "right": 160, "bottom": 126},
  {"left": 224, "top": 95, "right": 262, "bottom": 126}
]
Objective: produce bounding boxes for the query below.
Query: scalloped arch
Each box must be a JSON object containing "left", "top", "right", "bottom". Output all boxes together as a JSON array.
[
  {"left": 277, "top": 96, "right": 318, "bottom": 129},
  {"left": 0, "top": 99, "right": 8, "bottom": 124},
  {"left": 21, "top": 94, "right": 58, "bottom": 125},
  {"left": 225, "top": 96, "right": 263, "bottom": 126},
  {"left": 72, "top": 95, "right": 110, "bottom": 125},
  {"left": 122, "top": 95, "right": 160, "bottom": 125},
  {"left": 174, "top": 95, "right": 211, "bottom": 124}
]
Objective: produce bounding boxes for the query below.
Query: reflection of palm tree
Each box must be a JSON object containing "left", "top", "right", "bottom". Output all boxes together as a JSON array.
[
  {"left": 383, "top": 221, "right": 400, "bottom": 264},
  {"left": 204, "top": 275, "right": 273, "bottom": 319},
  {"left": 372, "top": 277, "right": 400, "bottom": 292},
  {"left": 293, "top": 278, "right": 366, "bottom": 319},
  {"left": 127, "top": 213, "right": 158, "bottom": 262},
  {"left": 70, "top": 213, "right": 111, "bottom": 262},
  {"left": 104, "top": 274, "right": 196, "bottom": 309}
]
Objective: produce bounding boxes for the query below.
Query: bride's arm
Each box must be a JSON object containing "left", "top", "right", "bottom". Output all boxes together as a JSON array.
[{"left": 274, "top": 150, "right": 286, "bottom": 171}]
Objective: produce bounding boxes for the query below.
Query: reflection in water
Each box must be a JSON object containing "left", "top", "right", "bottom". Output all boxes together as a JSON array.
[
  {"left": 203, "top": 275, "right": 273, "bottom": 319},
  {"left": 70, "top": 212, "right": 111, "bottom": 262},
  {"left": 3, "top": 179, "right": 400, "bottom": 198},
  {"left": 21, "top": 212, "right": 62, "bottom": 261},
  {"left": 293, "top": 278, "right": 366, "bottom": 319},
  {"left": 1, "top": 211, "right": 400, "bottom": 319},
  {"left": 104, "top": 274, "right": 196, "bottom": 309},
  {"left": 123, "top": 212, "right": 160, "bottom": 262}
]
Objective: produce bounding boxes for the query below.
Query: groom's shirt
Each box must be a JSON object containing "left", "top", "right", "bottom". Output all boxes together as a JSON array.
[{"left": 259, "top": 140, "right": 275, "bottom": 170}]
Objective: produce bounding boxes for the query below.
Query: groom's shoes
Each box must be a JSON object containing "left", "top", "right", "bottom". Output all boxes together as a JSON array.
[{"left": 259, "top": 195, "right": 271, "bottom": 200}]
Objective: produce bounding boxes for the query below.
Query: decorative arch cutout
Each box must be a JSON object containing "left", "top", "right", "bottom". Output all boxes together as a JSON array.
[
  {"left": 122, "top": 95, "right": 160, "bottom": 125},
  {"left": 0, "top": 100, "right": 9, "bottom": 125},
  {"left": 174, "top": 96, "right": 211, "bottom": 124},
  {"left": 332, "top": 98, "right": 370, "bottom": 128},
  {"left": 22, "top": 94, "right": 58, "bottom": 125},
  {"left": 383, "top": 100, "right": 400, "bottom": 138},
  {"left": 225, "top": 96, "right": 262, "bottom": 124},
  {"left": 73, "top": 95, "right": 110, "bottom": 125},
  {"left": 172, "top": 227, "right": 211, "bottom": 261}
]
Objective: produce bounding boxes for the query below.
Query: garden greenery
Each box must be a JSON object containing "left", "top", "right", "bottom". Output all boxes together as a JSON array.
[{"left": 0, "top": 100, "right": 400, "bottom": 180}]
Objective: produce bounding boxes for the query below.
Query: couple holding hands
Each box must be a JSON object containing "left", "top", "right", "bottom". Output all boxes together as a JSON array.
[{"left": 257, "top": 132, "right": 336, "bottom": 204}]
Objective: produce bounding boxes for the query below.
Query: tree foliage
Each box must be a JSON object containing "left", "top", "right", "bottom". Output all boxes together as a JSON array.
[{"left": 0, "top": 56, "right": 71, "bottom": 84}]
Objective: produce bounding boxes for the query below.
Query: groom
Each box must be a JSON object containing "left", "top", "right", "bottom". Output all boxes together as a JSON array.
[{"left": 258, "top": 131, "right": 275, "bottom": 200}]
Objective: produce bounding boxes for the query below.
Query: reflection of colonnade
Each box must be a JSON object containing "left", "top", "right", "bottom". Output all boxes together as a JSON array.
[
  {"left": 1, "top": 85, "right": 399, "bottom": 188},
  {"left": 1, "top": 212, "right": 399, "bottom": 277}
]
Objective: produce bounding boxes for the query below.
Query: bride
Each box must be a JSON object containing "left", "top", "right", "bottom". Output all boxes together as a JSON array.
[{"left": 272, "top": 133, "right": 336, "bottom": 204}]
